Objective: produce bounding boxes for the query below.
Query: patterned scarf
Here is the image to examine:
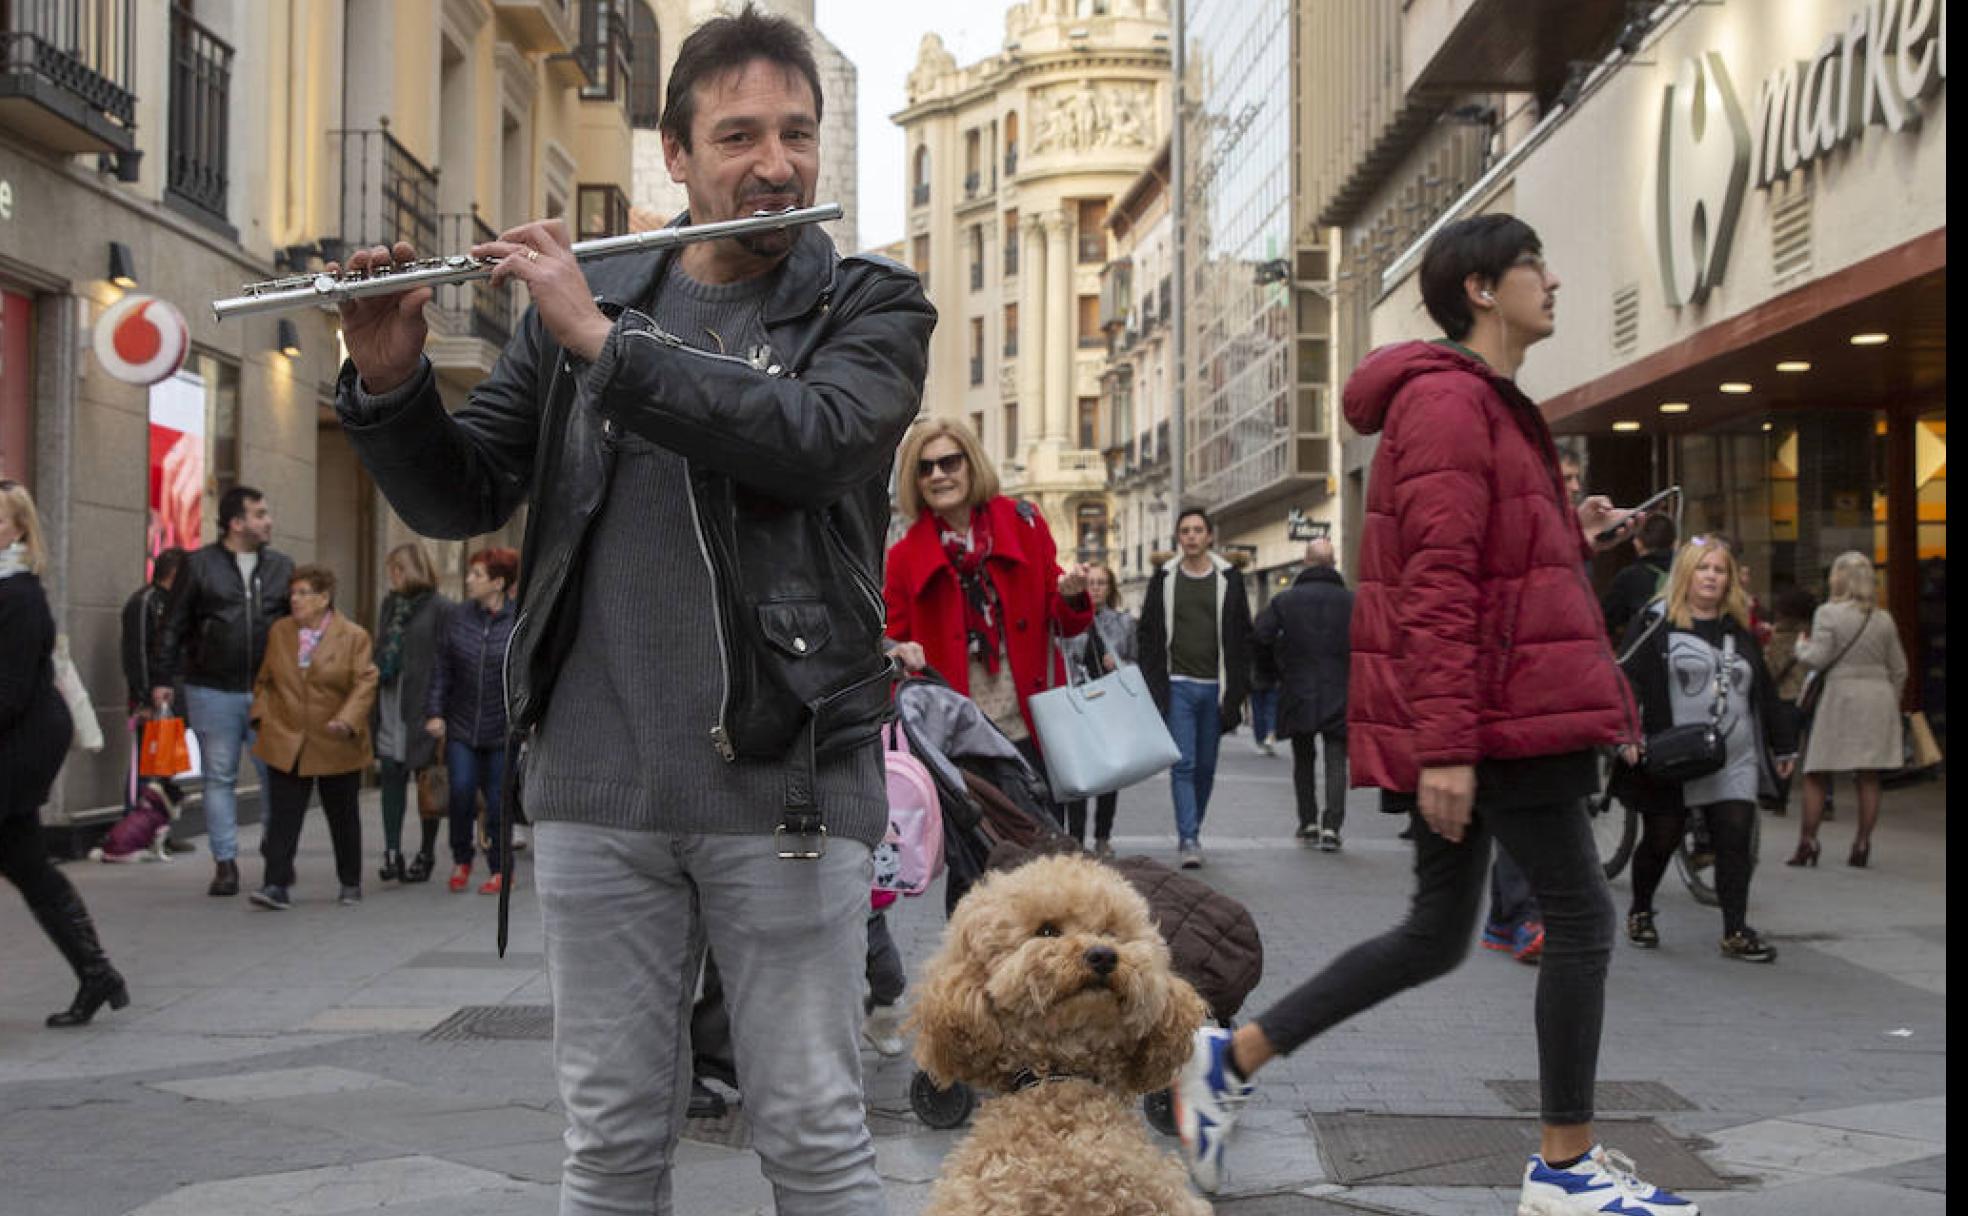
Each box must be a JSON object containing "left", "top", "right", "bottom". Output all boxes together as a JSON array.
[
  {"left": 938, "top": 508, "right": 1004, "bottom": 674},
  {"left": 298, "top": 612, "right": 333, "bottom": 670},
  {"left": 376, "top": 591, "right": 427, "bottom": 684}
]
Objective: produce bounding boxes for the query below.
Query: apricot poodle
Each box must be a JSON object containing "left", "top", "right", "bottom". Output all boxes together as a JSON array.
[{"left": 909, "top": 853, "right": 1212, "bottom": 1215}]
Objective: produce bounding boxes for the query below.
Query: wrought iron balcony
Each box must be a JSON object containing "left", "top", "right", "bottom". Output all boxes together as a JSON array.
[
  {"left": 435, "top": 210, "right": 513, "bottom": 348},
  {"left": 335, "top": 124, "right": 440, "bottom": 258},
  {"left": 165, "top": 2, "right": 231, "bottom": 227},
  {"left": 0, "top": 0, "right": 137, "bottom": 154}
]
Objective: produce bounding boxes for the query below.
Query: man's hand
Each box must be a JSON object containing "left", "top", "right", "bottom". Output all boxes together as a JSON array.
[
  {"left": 1776, "top": 757, "right": 1796, "bottom": 780},
  {"left": 1577, "top": 495, "right": 1639, "bottom": 553},
  {"left": 334, "top": 242, "right": 433, "bottom": 396},
  {"left": 1058, "top": 563, "right": 1090, "bottom": 599},
  {"left": 151, "top": 686, "right": 174, "bottom": 713},
  {"left": 475, "top": 219, "right": 614, "bottom": 362},
  {"left": 326, "top": 720, "right": 355, "bottom": 740},
  {"left": 1417, "top": 764, "right": 1476, "bottom": 843},
  {"left": 424, "top": 716, "right": 447, "bottom": 741},
  {"left": 891, "top": 642, "right": 928, "bottom": 672}
]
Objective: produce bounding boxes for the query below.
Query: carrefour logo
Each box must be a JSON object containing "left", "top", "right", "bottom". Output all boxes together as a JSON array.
[{"left": 1653, "top": 0, "right": 1946, "bottom": 309}]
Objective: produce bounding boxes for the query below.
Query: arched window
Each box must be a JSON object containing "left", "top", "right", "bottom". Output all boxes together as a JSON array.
[{"left": 629, "top": 2, "right": 662, "bottom": 130}]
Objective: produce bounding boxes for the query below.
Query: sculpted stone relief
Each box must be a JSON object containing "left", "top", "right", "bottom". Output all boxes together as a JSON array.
[{"left": 1029, "top": 82, "right": 1157, "bottom": 155}]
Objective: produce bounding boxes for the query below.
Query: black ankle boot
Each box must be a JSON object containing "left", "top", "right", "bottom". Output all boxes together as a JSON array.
[
  {"left": 208, "top": 859, "right": 239, "bottom": 897},
  {"left": 379, "top": 850, "right": 404, "bottom": 882},
  {"left": 32, "top": 893, "right": 131, "bottom": 1028},
  {"left": 403, "top": 851, "right": 434, "bottom": 883}
]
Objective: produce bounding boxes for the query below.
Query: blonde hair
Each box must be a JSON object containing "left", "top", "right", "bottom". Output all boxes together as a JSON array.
[
  {"left": 1826, "top": 550, "right": 1878, "bottom": 607},
  {"left": 1661, "top": 536, "right": 1751, "bottom": 632},
  {"left": 386, "top": 541, "right": 439, "bottom": 596},
  {"left": 895, "top": 416, "right": 1000, "bottom": 522},
  {"left": 0, "top": 479, "right": 48, "bottom": 575}
]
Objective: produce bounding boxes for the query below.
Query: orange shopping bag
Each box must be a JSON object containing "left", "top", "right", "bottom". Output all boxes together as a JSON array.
[{"left": 140, "top": 715, "right": 193, "bottom": 778}]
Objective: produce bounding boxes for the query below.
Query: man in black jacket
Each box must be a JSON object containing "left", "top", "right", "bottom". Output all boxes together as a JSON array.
[
  {"left": 329, "top": 10, "right": 931, "bottom": 1213},
  {"left": 152, "top": 488, "right": 292, "bottom": 896},
  {"left": 1601, "top": 513, "right": 1676, "bottom": 637},
  {"left": 1138, "top": 508, "right": 1253, "bottom": 869},
  {"left": 1253, "top": 539, "right": 1353, "bottom": 849}
]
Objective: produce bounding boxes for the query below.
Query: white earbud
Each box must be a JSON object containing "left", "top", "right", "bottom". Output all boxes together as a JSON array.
[{"left": 1481, "top": 290, "right": 1496, "bottom": 303}]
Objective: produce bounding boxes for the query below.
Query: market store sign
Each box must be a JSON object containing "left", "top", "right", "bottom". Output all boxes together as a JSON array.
[{"left": 1655, "top": 0, "right": 1946, "bottom": 308}]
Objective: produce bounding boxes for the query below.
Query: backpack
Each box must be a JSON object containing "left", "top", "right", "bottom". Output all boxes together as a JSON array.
[{"left": 875, "top": 722, "right": 944, "bottom": 896}]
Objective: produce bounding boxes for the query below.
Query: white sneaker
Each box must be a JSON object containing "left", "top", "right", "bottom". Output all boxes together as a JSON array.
[
  {"left": 1518, "top": 1145, "right": 1699, "bottom": 1214},
  {"left": 509, "top": 823, "right": 530, "bottom": 853},
  {"left": 1172, "top": 1026, "right": 1254, "bottom": 1194},
  {"left": 862, "top": 1004, "right": 905, "bottom": 1057},
  {"left": 1178, "top": 840, "right": 1204, "bottom": 869}
]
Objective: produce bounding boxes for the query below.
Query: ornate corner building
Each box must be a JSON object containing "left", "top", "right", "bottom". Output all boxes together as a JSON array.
[{"left": 892, "top": 0, "right": 1172, "bottom": 555}]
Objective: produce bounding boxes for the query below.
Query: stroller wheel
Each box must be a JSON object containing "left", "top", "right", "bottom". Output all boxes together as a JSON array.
[
  {"left": 909, "top": 1069, "right": 976, "bottom": 1129},
  {"left": 1142, "top": 1087, "right": 1178, "bottom": 1136}
]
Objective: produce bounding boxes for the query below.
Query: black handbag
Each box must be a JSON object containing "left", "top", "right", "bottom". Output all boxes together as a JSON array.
[{"left": 1643, "top": 635, "right": 1734, "bottom": 784}]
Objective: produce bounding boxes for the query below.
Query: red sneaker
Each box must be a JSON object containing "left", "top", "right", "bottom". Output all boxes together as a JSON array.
[
  {"left": 478, "top": 874, "right": 504, "bottom": 895},
  {"left": 1513, "top": 921, "right": 1546, "bottom": 965},
  {"left": 448, "top": 864, "right": 472, "bottom": 893}
]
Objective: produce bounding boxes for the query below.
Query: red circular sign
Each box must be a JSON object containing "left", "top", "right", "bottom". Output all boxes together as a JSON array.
[{"left": 95, "top": 295, "right": 190, "bottom": 386}]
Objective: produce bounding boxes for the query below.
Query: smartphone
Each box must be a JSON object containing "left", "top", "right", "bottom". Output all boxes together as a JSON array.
[{"left": 1595, "top": 485, "right": 1680, "bottom": 543}]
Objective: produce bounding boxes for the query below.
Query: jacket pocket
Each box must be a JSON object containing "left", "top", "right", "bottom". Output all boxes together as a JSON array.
[{"left": 757, "top": 600, "right": 833, "bottom": 660}]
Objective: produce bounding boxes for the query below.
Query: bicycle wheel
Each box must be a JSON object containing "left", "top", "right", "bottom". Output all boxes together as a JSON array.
[{"left": 1589, "top": 791, "right": 1637, "bottom": 880}]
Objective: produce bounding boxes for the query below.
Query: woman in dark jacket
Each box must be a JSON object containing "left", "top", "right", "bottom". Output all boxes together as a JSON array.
[
  {"left": 1, "top": 479, "right": 129, "bottom": 1026},
  {"left": 1058, "top": 561, "right": 1138, "bottom": 855},
  {"left": 426, "top": 546, "right": 519, "bottom": 895},
  {"left": 1613, "top": 538, "right": 1796, "bottom": 963},
  {"left": 372, "top": 542, "right": 449, "bottom": 883}
]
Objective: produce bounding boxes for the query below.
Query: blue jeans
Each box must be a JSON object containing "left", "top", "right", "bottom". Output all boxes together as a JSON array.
[
  {"left": 535, "top": 823, "right": 884, "bottom": 1215},
  {"left": 447, "top": 740, "right": 505, "bottom": 872},
  {"left": 1249, "top": 687, "right": 1279, "bottom": 742},
  {"left": 1167, "top": 679, "right": 1222, "bottom": 845},
  {"left": 185, "top": 684, "right": 269, "bottom": 863}
]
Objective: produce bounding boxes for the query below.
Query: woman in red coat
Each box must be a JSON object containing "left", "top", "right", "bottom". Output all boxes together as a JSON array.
[{"left": 885, "top": 418, "right": 1092, "bottom": 761}]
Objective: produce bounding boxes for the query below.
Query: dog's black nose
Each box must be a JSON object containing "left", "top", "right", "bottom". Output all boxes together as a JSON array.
[{"left": 1084, "top": 945, "right": 1118, "bottom": 977}]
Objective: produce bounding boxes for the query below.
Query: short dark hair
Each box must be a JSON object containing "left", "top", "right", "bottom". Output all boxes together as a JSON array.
[
  {"left": 290, "top": 563, "right": 336, "bottom": 603},
  {"left": 152, "top": 547, "right": 187, "bottom": 586},
  {"left": 1175, "top": 507, "right": 1213, "bottom": 537},
  {"left": 218, "top": 486, "right": 264, "bottom": 535},
  {"left": 469, "top": 546, "right": 521, "bottom": 592},
  {"left": 1419, "top": 214, "right": 1543, "bottom": 341},
  {"left": 660, "top": 3, "right": 823, "bottom": 152},
  {"left": 1638, "top": 513, "right": 1678, "bottom": 553}
]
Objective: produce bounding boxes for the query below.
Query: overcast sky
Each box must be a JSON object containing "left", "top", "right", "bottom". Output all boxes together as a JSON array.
[{"left": 816, "top": 0, "right": 1015, "bottom": 251}]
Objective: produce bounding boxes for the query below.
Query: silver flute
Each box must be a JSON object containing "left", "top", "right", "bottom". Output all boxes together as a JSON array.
[{"left": 211, "top": 203, "right": 843, "bottom": 321}]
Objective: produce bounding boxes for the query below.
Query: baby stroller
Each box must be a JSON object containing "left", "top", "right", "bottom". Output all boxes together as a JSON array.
[{"left": 893, "top": 673, "right": 1264, "bottom": 1135}]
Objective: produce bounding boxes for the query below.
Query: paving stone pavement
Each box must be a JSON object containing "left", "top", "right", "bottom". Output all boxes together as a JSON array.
[{"left": 0, "top": 738, "right": 1945, "bottom": 1215}]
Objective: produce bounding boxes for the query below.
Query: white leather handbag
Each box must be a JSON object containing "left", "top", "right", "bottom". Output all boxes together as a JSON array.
[
  {"left": 1028, "top": 638, "right": 1179, "bottom": 800},
  {"left": 53, "top": 634, "right": 104, "bottom": 753}
]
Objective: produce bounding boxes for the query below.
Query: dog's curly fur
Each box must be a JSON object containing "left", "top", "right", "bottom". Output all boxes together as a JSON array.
[{"left": 908, "top": 854, "right": 1212, "bottom": 1215}]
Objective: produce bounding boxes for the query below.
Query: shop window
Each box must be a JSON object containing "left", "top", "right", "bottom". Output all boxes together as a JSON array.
[
  {"left": 577, "top": 183, "right": 630, "bottom": 240},
  {"left": 0, "top": 288, "right": 32, "bottom": 486},
  {"left": 628, "top": 1, "right": 662, "bottom": 129}
]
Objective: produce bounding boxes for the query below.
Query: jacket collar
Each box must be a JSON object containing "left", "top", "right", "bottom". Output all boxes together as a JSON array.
[
  {"left": 894, "top": 498, "right": 1032, "bottom": 598},
  {"left": 585, "top": 216, "right": 838, "bottom": 327},
  {"left": 1294, "top": 566, "right": 1345, "bottom": 589}
]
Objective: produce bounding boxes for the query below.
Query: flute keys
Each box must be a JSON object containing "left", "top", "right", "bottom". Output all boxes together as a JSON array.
[{"left": 311, "top": 273, "right": 338, "bottom": 296}]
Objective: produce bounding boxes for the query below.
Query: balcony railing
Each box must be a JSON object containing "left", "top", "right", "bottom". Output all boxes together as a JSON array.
[
  {"left": 963, "top": 170, "right": 981, "bottom": 198},
  {"left": 1003, "top": 330, "right": 1018, "bottom": 357},
  {"left": 1004, "top": 146, "right": 1018, "bottom": 177},
  {"left": 1, "top": 0, "right": 138, "bottom": 153},
  {"left": 165, "top": 2, "right": 231, "bottom": 225},
  {"left": 1078, "top": 233, "right": 1105, "bottom": 264},
  {"left": 437, "top": 210, "right": 513, "bottom": 348},
  {"left": 912, "top": 181, "right": 930, "bottom": 207},
  {"left": 336, "top": 125, "right": 440, "bottom": 258}
]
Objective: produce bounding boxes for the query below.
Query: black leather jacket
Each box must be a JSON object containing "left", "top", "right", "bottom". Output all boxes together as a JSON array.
[
  {"left": 334, "top": 224, "right": 934, "bottom": 772},
  {"left": 154, "top": 544, "right": 295, "bottom": 694}
]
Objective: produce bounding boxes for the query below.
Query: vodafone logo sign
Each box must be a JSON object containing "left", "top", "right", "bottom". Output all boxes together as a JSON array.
[{"left": 95, "top": 295, "right": 191, "bottom": 386}]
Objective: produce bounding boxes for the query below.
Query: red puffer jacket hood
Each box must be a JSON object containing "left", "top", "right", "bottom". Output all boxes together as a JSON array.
[{"left": 1344, "top": 340, "right": 1639, "bottom": 794}]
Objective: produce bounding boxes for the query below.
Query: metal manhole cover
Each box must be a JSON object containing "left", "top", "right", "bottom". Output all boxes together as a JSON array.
[
  {"left": 1307, "top": 1114, "right": 1732, "bottom": 1190},
  {"left": 1485, "top": 1080, "right": 1695, "bottom": 1113},
  {"left": 422, "top": 1004, "right": 554, "bottom": 1041}
]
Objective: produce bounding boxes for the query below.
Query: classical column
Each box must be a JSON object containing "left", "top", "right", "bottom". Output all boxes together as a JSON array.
[
  {"left": 1042, "top": 209, "right": 1072, "bottom": 443},
  {"left": 1018, "top": 213, "right": 1047, "bottom": 455}
]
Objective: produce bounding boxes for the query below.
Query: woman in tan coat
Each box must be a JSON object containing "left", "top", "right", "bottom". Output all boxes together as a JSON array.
[
  {"left": 1789, "top": 552, "right": 1908, "bottom": 869},
  {"left": 248, "top": 564, "right": 378, "bottom": 908}
]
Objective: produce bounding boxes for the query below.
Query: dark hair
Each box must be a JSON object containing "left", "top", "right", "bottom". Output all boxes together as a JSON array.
[
  {"left": 469, "top": 546, "right": 521, "bottom": 592},
  {"left": 290, "top": 563, "right": 337, "bottom": 603},
  {"left": 1773, "top": 585, "right": 1817, "bottom": 626},
  {"left": 1419, "top": 214, "right": 1543, "bottom": 341},
  {"left": 1175, "top": 507, "right": 1213, "bottom": 537},
  {"left": 660, "top": 3, "right": 823, "bottom": 152},
  {"left": 1637, "top": 512, "right": 1678, "bottom": 553},
  {"left": 218, "top": 485, "right": 265, "bottom": 536},
  {"left": 152, "top": 547, "right": 187, "bottom": 586}
]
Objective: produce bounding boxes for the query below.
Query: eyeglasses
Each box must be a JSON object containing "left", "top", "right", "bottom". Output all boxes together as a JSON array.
[
  {"left": 290, "top": 586, "right": 329, "bottom": 599},
  {"left": 917, "top": 452, "right": 967, "bottom": 478}
]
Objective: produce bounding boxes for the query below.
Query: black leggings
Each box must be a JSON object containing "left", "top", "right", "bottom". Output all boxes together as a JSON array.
[
  {"left": 1, "top": 812, "right": 81, "bottom": 916},
  {"left": 1062, "top": 792, "right": 1119, "bottom": 843},
  {"left": 1631, "top": 800, "right": 1756, "bottom": 936},
  {"left": 1252, "top": 799, "right": 1615, "bottom": 1125}
]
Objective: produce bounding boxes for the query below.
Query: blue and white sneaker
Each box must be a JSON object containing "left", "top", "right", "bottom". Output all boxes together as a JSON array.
[
  {"left": 1171, "top": 1025, "right": 1254, "bottom": 1193},
  {"left": 1519, "top": 1144, "right": 1699, "bottom": 1214}
]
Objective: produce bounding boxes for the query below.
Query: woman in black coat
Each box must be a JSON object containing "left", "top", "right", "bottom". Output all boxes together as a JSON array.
[
  {"left": 1, "top": 479, "right": 130, "bottom": 1026},
  {"left": 1611, "top": 538, "right": 1797, "bottom": 964},
  {"left": 371, "top": 542, "right": 450, "bottom": 883}
]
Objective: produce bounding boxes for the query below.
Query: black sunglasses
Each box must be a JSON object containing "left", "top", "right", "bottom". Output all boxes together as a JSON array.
[{"left": 917, "top": 452, "right": 967, "bottom": 477}]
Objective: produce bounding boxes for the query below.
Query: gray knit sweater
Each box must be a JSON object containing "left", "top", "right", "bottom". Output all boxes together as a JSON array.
[{"left": 360, "top": 264, "right": 886, "bottom": 848}]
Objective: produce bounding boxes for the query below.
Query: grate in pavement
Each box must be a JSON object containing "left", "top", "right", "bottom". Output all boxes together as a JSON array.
[
  {"left": 1307, "top": 1114, "right": 1733, "bottom": 1190},
  {"left": 1215, "top": 1194, "right": 1409, "bottom": 1215},
  {"left": 422, "top": 1004, "right": 554, "bottom": 1041},
  {"left": 1485, "top": 1080, "right": 1695, "bottom": 1113}
]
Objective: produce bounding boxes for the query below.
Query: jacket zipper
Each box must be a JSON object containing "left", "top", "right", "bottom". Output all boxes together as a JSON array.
[
  {"left": 244, "top": 563, "right": 258, "bottom": 689},
  {"left": 472, "top": 607, "right": 492, "bottom": 749},
  {"left": 682, "top": 466, "right": 737, "bottom": 762}
]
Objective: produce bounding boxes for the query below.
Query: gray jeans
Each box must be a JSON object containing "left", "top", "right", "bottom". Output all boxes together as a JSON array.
[{"left": 533, "top": 822, "right": 886, "bottom": 1216}]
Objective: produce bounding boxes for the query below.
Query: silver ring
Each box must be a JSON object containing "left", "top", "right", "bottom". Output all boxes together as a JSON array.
[{"left": 525, "top": 249, "right": 540, "bottom": 262}]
